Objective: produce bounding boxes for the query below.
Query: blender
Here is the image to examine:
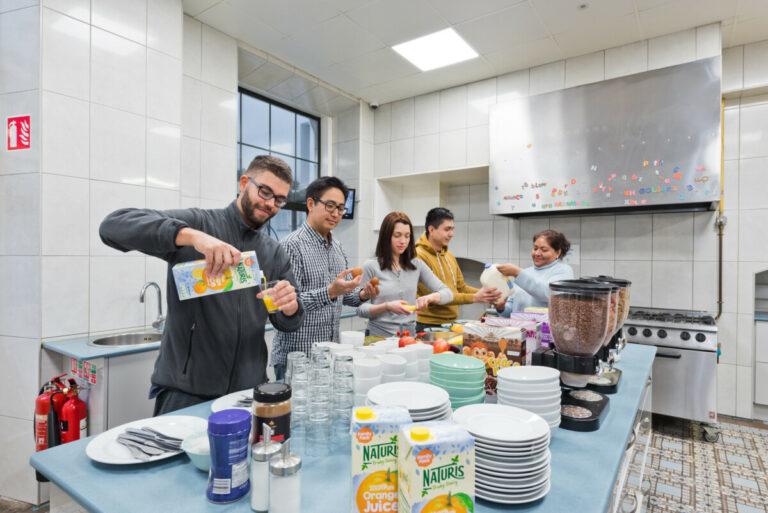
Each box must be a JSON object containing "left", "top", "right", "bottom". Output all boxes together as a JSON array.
[{"left": 531, "top": 279, "right": 615, "bottom": 431}]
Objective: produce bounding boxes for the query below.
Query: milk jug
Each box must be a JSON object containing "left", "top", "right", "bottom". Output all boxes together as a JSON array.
[
  {"left": 480, "top": 264, "right": 514, "bottom": 301},
  {"left": 398, "top": 421, "right": 475, "bottom": 513},
  {"left": 351, "top": 406, "right": 412, "bottom": 513}
]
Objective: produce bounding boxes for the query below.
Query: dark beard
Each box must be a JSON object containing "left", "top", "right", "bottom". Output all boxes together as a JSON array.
[{"left": 240, "top": 191, "right": 267, "bottom": 229}]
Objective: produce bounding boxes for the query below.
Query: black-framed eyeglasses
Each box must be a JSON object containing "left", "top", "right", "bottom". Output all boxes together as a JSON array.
[
  {"left": 247, "top": 177, "right": 287, "bottom": 208},
  {"left": 314, "top": 198, "right": 347, "bottom": 215}
]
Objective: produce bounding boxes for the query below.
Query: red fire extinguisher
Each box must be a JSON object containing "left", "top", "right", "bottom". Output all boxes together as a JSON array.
[
  {"left": 60, "top": 385, "right": 87, "bottom": 444},
  {"left": 34, "top": 374, "right": 68, "bottom": 453}
]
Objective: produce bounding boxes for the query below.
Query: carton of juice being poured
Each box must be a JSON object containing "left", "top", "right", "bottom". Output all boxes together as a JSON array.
[
  {"left": 351, "top": 406, "right": 412, "bottom": 513},
  {"left": 398, "top": 421, "right": 475, "bottom": 513},
  {"left": 172, "top": 250, "right": 261, "bottom": 301}
]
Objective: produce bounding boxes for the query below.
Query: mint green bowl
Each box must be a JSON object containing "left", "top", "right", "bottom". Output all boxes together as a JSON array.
[
  {"left": 181, "top": 431, "right": 211, "bottom": 472},
  {"left": 430, "top": 353, "right": 485, "bottom": 372},
  {"left": 450, "top": 391, "right": 487, "bottom": 408}
]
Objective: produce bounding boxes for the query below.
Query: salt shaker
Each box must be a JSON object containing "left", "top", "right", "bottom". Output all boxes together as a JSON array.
[
  {"left": 251, "top": 424, "right": 280, "bottom": 513},
  {"left": 268, "top": 439, "right": 302, "bottom": 513}
]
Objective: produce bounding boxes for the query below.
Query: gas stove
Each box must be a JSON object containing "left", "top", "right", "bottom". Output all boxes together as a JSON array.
[{"left": 624, "top": 307, "right": 718, "bottom": 352}]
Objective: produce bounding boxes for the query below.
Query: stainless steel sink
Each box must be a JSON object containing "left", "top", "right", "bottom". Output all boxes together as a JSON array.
[{"left": 87, "top": 332, "right": 162, "bottom": 347}]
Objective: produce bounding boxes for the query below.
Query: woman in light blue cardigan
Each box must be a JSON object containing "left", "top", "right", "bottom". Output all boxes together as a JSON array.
[
  {"left": 496, "top": 229, "right": 574, "bottom": 316},
  {"left": 357, "top": 212, "right": 453, "bottom": 337}
]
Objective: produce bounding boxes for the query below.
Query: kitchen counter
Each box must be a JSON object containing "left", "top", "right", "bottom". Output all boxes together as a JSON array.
[
  {"left": 30, "top": 343, "right": 656, "bottom": 513},
  {"left": 43, "top": 311, "right": 359, "bottom": 361},
  {"left": 755, "top": 312, "right": 768, "bottom": 322}
]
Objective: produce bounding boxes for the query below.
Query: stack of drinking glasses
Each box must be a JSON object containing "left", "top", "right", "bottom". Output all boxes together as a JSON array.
[
  {"left": 284, "top": 351, "right": 309, "bottom": 450},
  {"left": 306, "top": 344, "right": 332, "bottom": 456},
  {"left": 331, "top": 353, "right": 355, "bottom": 446}
]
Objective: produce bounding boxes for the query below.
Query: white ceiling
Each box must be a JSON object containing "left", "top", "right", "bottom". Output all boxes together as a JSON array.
[{"left": 186, "top": 0, "right": 768, "bottom": 106}]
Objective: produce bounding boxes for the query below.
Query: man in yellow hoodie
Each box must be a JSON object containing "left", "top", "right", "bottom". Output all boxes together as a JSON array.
[{"left": 415, "top": 208, "right": 502, "bottom": 332}]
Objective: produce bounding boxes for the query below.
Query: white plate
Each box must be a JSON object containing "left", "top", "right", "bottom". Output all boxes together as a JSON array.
[
  {"left": 367, "top": 382, "right": 449, "bottom": 412},
  {"left": 476, "top": 480, "right": 550, "bottom": 504},
  {"left": 476, "top": 450, "right": 551, "bottom": 470},
  {"left": 498, "top": 398, "right": 560, "bottom": 411},
  {"left": 475, "top": 458, "right": 550, "bottom": 476},
  {"left": 496, "top": 391, "right": 561, "bottom": 403},
  {"left": 210, "top": 389, "right": 252, "bottom": 413},
  {"left": 86, "top": 416, "right": 207, "bottom": 465},
  {"left": 410, "top": 403, "right": 453, "bottom": 420},
  {"left": 453, "top": 404, "right": 549, "bottom": 442},
  {"left": 497, "top": 366, "right": 560, "bottom": 383},
  {"left": 472, "top": 430, "right": 549, "bottom": 448},
  {"left": 474, "top": 438, "right": 549, "bottom": 454},
  {"left": 475, "top": 468, "right": 551, "bottom": 490},
  {"left": 475, "top": 448, "right": 550, "bottom": 466}
]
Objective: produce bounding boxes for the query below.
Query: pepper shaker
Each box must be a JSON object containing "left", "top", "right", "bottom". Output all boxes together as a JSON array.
[
  {"left": 251, "top": 424, "right": 280, "bottom": 513},
  {"left": 269, "top": 439, "right": 302, "bottom": 513}
]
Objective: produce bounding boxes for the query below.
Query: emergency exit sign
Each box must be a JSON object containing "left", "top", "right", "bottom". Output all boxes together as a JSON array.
[{"left": 6, "top": 115, "right": 31, "bottom": 151}]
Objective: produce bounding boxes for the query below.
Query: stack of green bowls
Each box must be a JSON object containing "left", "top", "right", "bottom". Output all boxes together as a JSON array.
[{"left": 429, "top": 353, "right": 487, "bottom": 409}]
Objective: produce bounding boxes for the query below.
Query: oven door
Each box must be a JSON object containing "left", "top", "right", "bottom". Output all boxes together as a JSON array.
[{"left": 651, "top": 347, "right": 717, "bottom": 424}]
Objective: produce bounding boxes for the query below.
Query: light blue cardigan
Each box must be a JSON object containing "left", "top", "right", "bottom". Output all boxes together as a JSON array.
[{"left": 500, "top": 260, "right": 574, "bottom": 316}]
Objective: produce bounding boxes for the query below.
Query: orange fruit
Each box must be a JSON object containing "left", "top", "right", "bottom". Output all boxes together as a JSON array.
[
  {"left": 351, "top": 267, "right": 363, "bottom": 278},
  {"left": 193, "top": 281, "right": 207, "bottom": 294},
  {"left": 421, "top": 493, "right": 469, "bottom": 513},
  {"left": 355, "top": 470, "right": 397, "bottom": 513},
  {"left": 370, "top": 277, "right": 379, "bottom": 286}
]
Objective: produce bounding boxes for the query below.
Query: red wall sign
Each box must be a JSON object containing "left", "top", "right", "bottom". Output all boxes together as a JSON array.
[{"left": 7, "top": 115, "right": 31, "bottom": 151}]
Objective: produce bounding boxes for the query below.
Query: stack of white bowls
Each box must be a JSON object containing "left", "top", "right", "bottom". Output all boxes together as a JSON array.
[
  {"left": 453, "top": 404, "right": 551, "bottom": 504},
  {"left": 352, "top": 358, "right": 382, "bottom": 406},
  {"left": 376, "top": 354, "right": 408, "bottom": 384},
  {"left": 496, "top": 367, "right": 561, "bottom": 430},
  {"left": 411, "top": 343, "right": 433, "bottom": 382},
  {"left": 340, "top": 331, "right": 365, "bottom": 348},
  {"left": 366, "top": 382, "right": 452, "bottom": 421}
]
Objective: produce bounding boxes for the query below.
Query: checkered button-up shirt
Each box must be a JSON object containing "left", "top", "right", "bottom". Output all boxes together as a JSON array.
[{"left": 272, "top": 222, "right": 362, "bottom": 366}]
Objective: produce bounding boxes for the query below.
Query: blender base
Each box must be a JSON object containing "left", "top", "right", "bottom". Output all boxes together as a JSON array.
[{"left": 560, "top": 389, "right": 610, "bottom": 431}]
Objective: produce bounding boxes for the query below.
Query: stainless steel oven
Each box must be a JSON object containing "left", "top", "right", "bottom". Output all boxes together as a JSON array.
[{"left": 623, "top": 308, "right": 718, "bottom": 424}]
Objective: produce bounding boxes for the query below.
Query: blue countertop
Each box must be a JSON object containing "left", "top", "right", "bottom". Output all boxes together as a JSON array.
[
  {"left": 30, "top": 343, "right": 656, "bottom": 513},
  {"left": 755, "top": 312, "right": 768, "bottom": 322},
  {"left": 43, "top": 311, "right": 359, "bottom": 361}
]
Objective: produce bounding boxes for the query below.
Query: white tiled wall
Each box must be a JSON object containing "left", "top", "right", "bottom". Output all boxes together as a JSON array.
[
  {"left": 0, "top": 2, "right": 240, "bottom": 503},
  {"left": 371, "top": 23, "right": 768, "bottom": 420}
]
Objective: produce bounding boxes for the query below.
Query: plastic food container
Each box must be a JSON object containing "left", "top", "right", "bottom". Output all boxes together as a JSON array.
[{"left": 548, "top": 280, "right": 613, "bottom": 357}]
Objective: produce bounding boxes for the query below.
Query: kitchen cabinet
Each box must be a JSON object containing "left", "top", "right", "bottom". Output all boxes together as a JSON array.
[
  {"left": 608, "top": 375, "right": 653, "bottom": 513},
  {"left": 755, "top": 322, "right": 768, "bottom": 406}
]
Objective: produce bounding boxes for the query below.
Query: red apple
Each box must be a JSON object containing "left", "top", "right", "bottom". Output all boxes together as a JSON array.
[
  {"left": 432, "top": 339, "right": 451, "bottom": 354},
  {"left": 399, "top": 336, "right": 418, "bottom": 348}
]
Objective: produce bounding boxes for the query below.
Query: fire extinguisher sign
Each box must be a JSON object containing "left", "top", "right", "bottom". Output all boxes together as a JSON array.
[{"left": 6, "top": 115, "right": 31, "bottom": 151}]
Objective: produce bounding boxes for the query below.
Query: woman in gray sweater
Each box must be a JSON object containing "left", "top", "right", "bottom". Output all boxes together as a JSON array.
[{"left": 357, "top": 212, "right": 453, "bottom": 337}]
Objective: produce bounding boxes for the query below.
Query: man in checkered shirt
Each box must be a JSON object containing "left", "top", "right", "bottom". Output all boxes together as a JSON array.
[{"left": 272, "top": 176, "right": 379, "bottom": 379}]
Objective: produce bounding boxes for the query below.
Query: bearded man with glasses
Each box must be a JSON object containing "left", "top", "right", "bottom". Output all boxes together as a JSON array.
[
  {"left": 272, "top": 176, "right": 380, "bottom": 380},
  {"left": 99, "top": 155, "right": 304, "bottom": 415}
]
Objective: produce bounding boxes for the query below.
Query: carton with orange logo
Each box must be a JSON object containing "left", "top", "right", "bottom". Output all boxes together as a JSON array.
[
  {"left": 351, "top": 406, "right": 412, "bottom": 513},
  {"left": 397, "top": 421, "right": 475, "bottom": 513},
  {"left": 172, "top": 250, "right": 261, "bottom": 301}
]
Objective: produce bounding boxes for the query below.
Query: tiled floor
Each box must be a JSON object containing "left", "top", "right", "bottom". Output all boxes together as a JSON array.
[
  {"left": 2, "top": 415, "right": 766, "bottom": 513},
  {"left": 631, "top": 415, "right": 768, "bottom": 513}
]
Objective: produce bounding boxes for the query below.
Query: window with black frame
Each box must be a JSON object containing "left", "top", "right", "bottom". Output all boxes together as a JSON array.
[{"left": 237, "top": 89, "right": 320, "bottom": 241}]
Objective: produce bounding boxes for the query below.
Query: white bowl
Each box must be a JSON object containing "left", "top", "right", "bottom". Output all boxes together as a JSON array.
[
  {"left": 377, "top": 354, "right": 407, "bottom": 374},
  {"left": 405, "top": 361, "right": 419, "bottom": 378},
  {"left": 381, "top": 372, "right": 407, "bottom": 383},
  {"left": 354, "top": 393, "right": 367, "bottom": 406},
  {"left": 417, "top": 359, "right": 430, "bottom": 373},
  {"left": 329, "top": 343, "right": 354, "bottom": 355},
  {"left": 340, "top": 331, "right": 365, "bottom": 347},
  {"left": 497, "top": 366, "right": 560, "bottom": 383},
  {"left": 372, "top": 338, "right": 399, "bottom": 350},
  {"left": 411, "top": 343, "right": 435, "bottom": 360},
  {"left": 388, "top": 346, "right": 419, "bottom": 363},
  {"left": 354, "top": 375, "right": 382, "bottom": 394},
  {"left": 354, "top": 358, "right": 383, "bottom": 378}
]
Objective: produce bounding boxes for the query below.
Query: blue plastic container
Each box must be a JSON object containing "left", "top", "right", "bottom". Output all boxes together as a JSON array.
[{"left": 206, "top": 409, "right": 251, "bottom": 504}]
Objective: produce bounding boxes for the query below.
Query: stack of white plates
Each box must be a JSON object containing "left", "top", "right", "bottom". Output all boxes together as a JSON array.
[
  {"left": 453, "top": 404, "right": 551, "bottom": 505},
  {"left": 366, "top": 382, "right": 452, "bottom": 421},
  {"left": 496, "top": 366, "right": 561, "bottom": 430}
]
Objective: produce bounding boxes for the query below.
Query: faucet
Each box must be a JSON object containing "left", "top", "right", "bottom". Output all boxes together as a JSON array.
[{"left": 140, "top": 282, "right": 165, "bottom": 331}]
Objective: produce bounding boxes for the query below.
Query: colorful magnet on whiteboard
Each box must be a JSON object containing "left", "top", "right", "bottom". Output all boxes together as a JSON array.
[
  {"left": 673, "top": 173, "right": 682, "bottom": 179},
  {"left": 571, "top": 178, "right": 576, "bottom": 184},
  {"left": 643, "top": 161, "right": 649, "bottom": 167},
  {"left": 679, "top": 194, "right": 685, "bottom": 201},
  {"left": 696, "top": 166, "right": 706, "bottom": 171},
  {"left": 631, "top": 174, "right": 637, "bottom": 180},
  {"left": 687, "top": 185, "right": 694, "bottom": 191},
  {"left": 673, "top": 166, "right": 680, "bottom": 173},
  {"left": 664, "top": 179, "right": 670, "bottom": 184},
  {"left": 590, "top": 165, "right": 597, "bottom": 171}
]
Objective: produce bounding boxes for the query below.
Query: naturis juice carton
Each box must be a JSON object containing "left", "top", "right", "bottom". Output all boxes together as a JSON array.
[
  {"left": 173, "top": 250, "right": 261, "bottom": 301},
  {"left": 351, "top": 406, "right": 412, "bottom": 513},
  {"left": 398, "top": 422, "right": 475, "bottom": 513}
]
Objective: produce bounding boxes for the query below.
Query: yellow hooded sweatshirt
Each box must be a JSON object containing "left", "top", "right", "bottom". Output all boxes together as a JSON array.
[{"left": 415, "top": 231, "right": 478, "bottom": 326}]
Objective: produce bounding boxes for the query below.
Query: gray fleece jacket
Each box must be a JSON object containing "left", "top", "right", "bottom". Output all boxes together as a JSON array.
[{"left": 99, "top": 201, "right": 304, "bottom": 398}]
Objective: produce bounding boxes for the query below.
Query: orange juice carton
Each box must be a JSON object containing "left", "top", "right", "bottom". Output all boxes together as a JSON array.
[
  {"left": 172, "top": 251, "right": 261, "bottom": 301},
  {"left": 461, "top": 322, "right": 526, "bottom": 396},
  {"left": 398, "top": 421, "right": 475, "bottom": 513},
  {"left": 351, "top": 406, "right": 412, "bottom": 513}
]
